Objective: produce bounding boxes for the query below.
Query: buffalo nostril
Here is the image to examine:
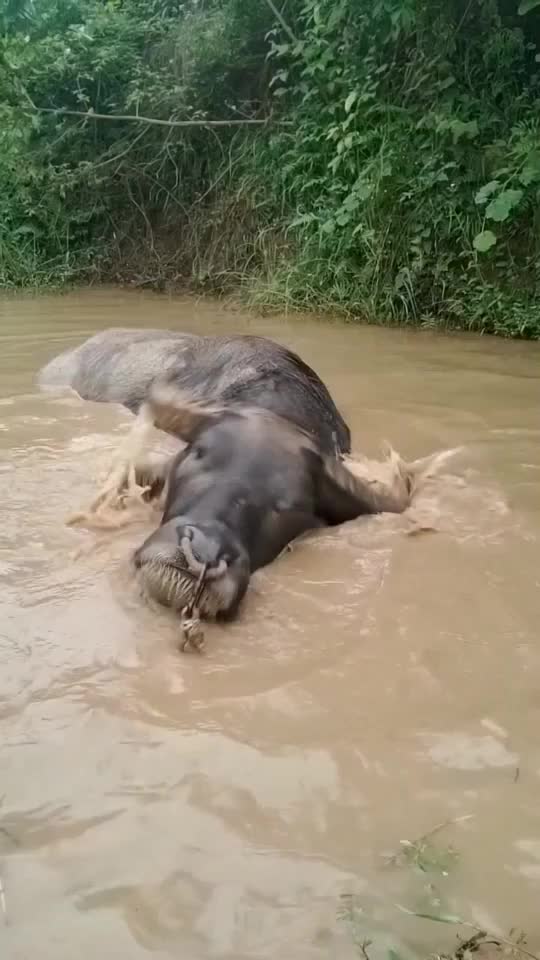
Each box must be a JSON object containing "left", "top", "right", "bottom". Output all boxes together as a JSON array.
[
  {"left": 205, "top": 557, "right": 228, "bottom": 581},
  {"left": 215, "top": 557, "right": 228, "bottom": 576},
  {"left": 180, "top": 532, "right": 208, "bottom": 575}
]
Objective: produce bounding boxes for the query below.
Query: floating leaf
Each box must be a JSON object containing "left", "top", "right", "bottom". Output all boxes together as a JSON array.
[
  {"left": 485, "top": 188, "right": 523, "bottom": 222},
  {"left": 396, "top": 905, "right": 464, "bottom": 925},
  {"left": 388, "top": 950, "right": 408, "bottom": 960},
  {"left": 518, "top": 0, "right": 540, "bottom": 14},
  {"left": 473, "top": 230, "right": 497, "bottom": 252}
]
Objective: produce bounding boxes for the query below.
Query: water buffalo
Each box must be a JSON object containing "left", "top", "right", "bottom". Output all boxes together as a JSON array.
[
  {"left": 131, "top": 382, "right": 422, "bottom": 651},
  {"left": 38, "top": 327, "right": 352, "bottom": 510}
]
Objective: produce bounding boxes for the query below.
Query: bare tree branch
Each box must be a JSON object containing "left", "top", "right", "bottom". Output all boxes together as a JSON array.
[{"left": 26, "top": 104, "right": 291, "bottom": 128}]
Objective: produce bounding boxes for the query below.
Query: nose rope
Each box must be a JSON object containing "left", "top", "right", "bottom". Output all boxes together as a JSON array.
[{"left": 180, "top": 562, "right": 208, "bottom": 654}]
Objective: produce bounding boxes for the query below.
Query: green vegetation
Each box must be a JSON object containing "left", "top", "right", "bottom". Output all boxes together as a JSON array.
[
  {"left": 338, "top": 816, "right": 538, "bottom": 960},
  {"left": 1, "top": 0, "right": 539, "bottom": 336}
]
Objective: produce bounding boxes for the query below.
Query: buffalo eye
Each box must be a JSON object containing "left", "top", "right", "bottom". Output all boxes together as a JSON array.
[{"left": 191, "top": 442, "right": 206, "bottom": 460}]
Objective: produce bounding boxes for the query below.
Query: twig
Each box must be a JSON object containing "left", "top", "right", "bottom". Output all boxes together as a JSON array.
[
  {"left": 455, "top": 931, "right": 494, "bottom": 959},
  {"left": 124, "top": 161, "right": 189, "bottom": 216},
  {"left": 479, "top": 929, "right": 540, "bottom": 960},
  {"left": 359, "top": 939, "right": 373, "bottom": 960},
  {"left": 0, "top": 827, "right": 18, "bottom": 848},
  {"left": 91, "top": 124, "right": 150, "bottom": 170},
  {"left": 120, "top": 175, "right": 154, "bottom": 251},
  {"left": 397, "top": 909, "right": 540, "bottom": 960},
  {"left": 384, "top": 814, "right": 475, "bottom": 865},
  {"left": 415, "top": 813, "right": 475, "bottom": 843},
  {"left": 193, "top": 144, "right": 247, "bottom": 206},
  {"left": 454, "top": 0, "right": 475, "bottom": 37}
]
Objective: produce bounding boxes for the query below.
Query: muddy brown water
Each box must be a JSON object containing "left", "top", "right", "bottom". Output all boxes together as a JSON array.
[{"left": 0, "top": 288, "right": 539, "bottom": 959}]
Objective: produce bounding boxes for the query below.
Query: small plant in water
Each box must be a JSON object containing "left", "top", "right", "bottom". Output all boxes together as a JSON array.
[
  {"left": 339, "top": 894, "right": 539, "bottom": 960},
  {"left": 338, "top": 893, "right": 415, "bottom": 960},
  {"left": 384, "top": 815, "right": 473, "bottom": 877},
  {"left": 388, "top": 836, "right": 459, "bottom": 876},
  {"left": 336, "top": 815, "right": 537, "bottom": 960}
]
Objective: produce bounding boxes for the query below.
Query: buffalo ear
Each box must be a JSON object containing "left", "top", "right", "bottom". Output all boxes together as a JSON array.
[
  {"left": 146, "top": 383, "right": 226, "bottom": 443},
  {"left": 314, "top": 447, "right": 413, "bottom": 524}
]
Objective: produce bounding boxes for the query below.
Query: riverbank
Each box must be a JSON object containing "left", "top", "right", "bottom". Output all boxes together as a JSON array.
[
  {"left": 2, "top": 1, "right": 539, "bottom": 341},
  {"left": 5, "top": 269, "right": 540, "bottom": 343}
]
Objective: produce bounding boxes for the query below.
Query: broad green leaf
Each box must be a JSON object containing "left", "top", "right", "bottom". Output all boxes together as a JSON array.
[
  {"left": 14, "top": 223, "right": 41, "bottom": 236},
  {"left": 473, "top": 230, "right": 497, "bottom": 252},
  {"left": 328, "top": 2, "right": 347, "bottom": 29},
  {"left": 485, "top": 188, "right": 523, "bottom": 222},
  {"left": 474, "top": 180, "right": 500, "bottom": 205},
  {"left": 344, "top": 91, "right": 358, "bottom": 114},
  {"left": 519, "top": 167, "right": 538, "bottom": 186},
  {"left": 519, "top": 152, "right": 540, "bottom": 185},
  {"left": 321, "top": 219, "right": 336, "bottom": 234},
  {"left": 438, "top": 118, "right": 479, "bottom": 143},
  {"left": 269, "top": 70, "right": 288, "bottom": 87},
  {"left": 518, "top": 0, "right": 540, "bottom": 14},
  {"left": 290, "top": 212, "right": 317, "bottom": 227},
  {"left": 356, "top": 182, "right": 372, "bottom": 200},
  {"left": 343, "top": 193, "right": 360, "bottom": 211},
  {"left": 438, "top": 75, "right": 456, "bottom": 91}
]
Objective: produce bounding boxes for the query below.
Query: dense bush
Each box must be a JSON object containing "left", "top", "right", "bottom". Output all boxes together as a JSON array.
[{"left": 1, "top": 0, "right": 539, "bottom": 337}]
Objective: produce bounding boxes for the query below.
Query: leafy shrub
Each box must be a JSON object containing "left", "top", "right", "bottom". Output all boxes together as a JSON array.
[{"left": 0, "top": 0, "right": 539, "bottom": 337}]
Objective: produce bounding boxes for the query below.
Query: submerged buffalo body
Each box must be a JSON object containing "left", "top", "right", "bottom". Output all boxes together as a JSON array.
[
  {"left": 38, "top": 327, "right": 351, "bottom": 456},
  {"left": 38, "top": 327, "right": 455, "bottom": 651},
  {"left": 39, "top": 327, "right": 353, "bottom": 517},
  {"left": 132, "top": 384, "right": 414, "bottom": 645}
]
